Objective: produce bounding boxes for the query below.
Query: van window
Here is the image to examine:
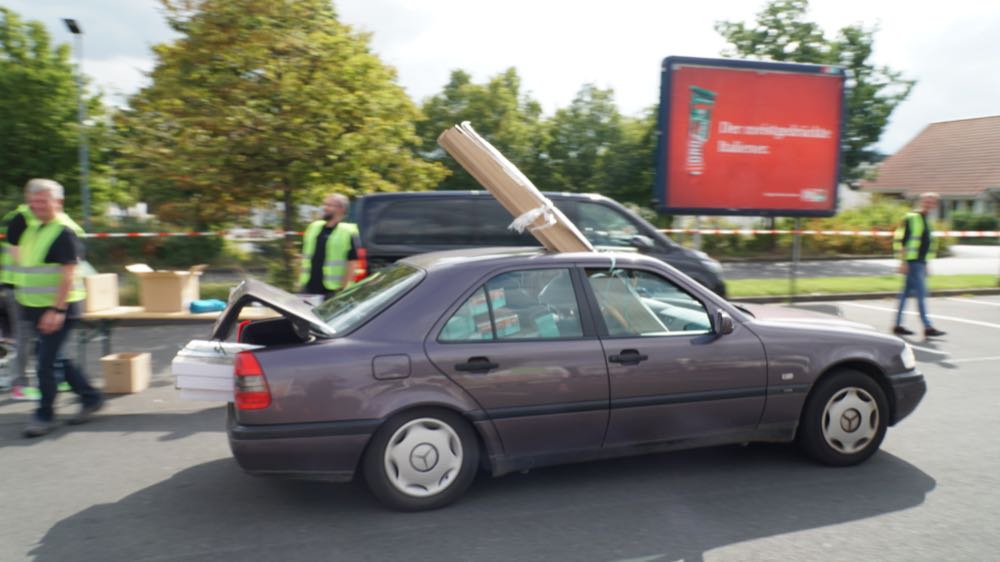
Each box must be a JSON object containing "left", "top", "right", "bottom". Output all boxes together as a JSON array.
[
  {"left": 370, "top": 198, "right": 538, "bottom": 246},
  {"left": 575, "top": 202, "right": 641, "bottom": 247},
  {"left": 370, "top": 199, "right": 480, "bottom": 245},
  {"left": 477, "top": 200, "right": 538, "bottom": 246}
]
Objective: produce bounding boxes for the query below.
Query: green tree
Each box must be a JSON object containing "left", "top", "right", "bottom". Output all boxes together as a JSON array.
[
  {"left": 417, "top": 68, "right": 546, "bottom": 191},
  {"left": 0, "top": 7, "right": 107, "bottom": 213},
  {"left": 715, "top": 0, "right": 914, "bottom": 185},
  {"left": 544, "top": 84, "right": 623, "bottom": 194},
  {"left": 116, "top": 0, "right": 446, "bottom": 287}
]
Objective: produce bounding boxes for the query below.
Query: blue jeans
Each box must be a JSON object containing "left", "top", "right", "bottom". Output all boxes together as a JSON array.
[
  {"left": 895, "top": 261, "right": 933, "bottom": 328},
  {"left": 26, "top": 315, "right": 102, "bottom": 422}
]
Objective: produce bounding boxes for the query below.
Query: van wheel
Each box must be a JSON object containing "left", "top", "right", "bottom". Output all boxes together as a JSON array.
[
  {"left": 798, "top": 370, "right": 888, "bottom": 466},
  {"left": 363, "top": 409, "right": 479, "bottom": 511}
]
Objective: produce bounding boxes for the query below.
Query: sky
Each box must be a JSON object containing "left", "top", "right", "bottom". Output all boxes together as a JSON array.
[{"left": 6, "top": 0, "right": 999, "bottom": 154}]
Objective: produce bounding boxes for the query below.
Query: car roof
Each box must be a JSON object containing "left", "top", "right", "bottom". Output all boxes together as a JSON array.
[
  {"left": 355, "top": 190, "right": 612, "bottom": 203},
  {"left": 400, "top": 246, "right": 661, "bottom": 273}
]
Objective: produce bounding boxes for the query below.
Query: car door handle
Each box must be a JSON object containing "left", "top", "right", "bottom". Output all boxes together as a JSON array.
[
  {"left": 609, "top": 349, "right": 648, "bottom": 366},
  {"left": 454, "top": 356, "right": 499, "bottom": 373}
]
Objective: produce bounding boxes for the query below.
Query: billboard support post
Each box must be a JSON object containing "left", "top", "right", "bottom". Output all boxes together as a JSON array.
[{"left": 788, "top": 218, "right": 802, "bottom": 304}]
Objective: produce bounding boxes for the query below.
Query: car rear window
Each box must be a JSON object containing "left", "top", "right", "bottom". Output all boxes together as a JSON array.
[{"left": 314, "top": 263, "right": 424, "bottom": 333}]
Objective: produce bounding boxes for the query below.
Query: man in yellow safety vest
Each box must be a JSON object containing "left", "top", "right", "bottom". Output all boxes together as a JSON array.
[
  {"left": 892, "top": 192, "right": 946, "bottom": 338},
  {"left": 299, "top": 194, "right": 362, "bottom": 301},
  {"left": 14, "top": 179, "right": 103, "bottom": 437}
]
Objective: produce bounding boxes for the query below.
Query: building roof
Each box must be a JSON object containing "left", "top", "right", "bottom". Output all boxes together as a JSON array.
[{"left": 860, "top": 115, "right": 1000, "bottom": 198}]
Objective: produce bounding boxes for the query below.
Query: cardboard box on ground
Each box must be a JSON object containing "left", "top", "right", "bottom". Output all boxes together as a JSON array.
[
  {"left": 101, "top": 352, "right": 151, "bottom": 393},
  {"left": 125, "top": 264, "right": 207, "bottom": 313}
]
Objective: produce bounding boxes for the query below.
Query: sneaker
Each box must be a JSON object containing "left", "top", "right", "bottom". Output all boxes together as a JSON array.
[
  {"left": 23, "top": 419, "right": 57, "bottom": 438},
  {"left": 925, "top": 327, "right": 947, "bottom": 338},
  {"left": 892, "top": 325, "right": 915, "bottom": 336},
  {"left": 11, "top": 385, "right": 41, "bottom": 401},
  {"left": 57, "top": 381, "right": 71, "bottom": 392},
  {"left": 67, "top": 399, "right": 104, "bottom": 426}
]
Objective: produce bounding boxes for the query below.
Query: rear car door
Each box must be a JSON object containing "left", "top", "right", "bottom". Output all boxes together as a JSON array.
[
  {"left": 583, "top": 267, "right": 767, "bottom": 447},
  {"left": 424, "top": 267, "right": 609, "bottom": 459}
]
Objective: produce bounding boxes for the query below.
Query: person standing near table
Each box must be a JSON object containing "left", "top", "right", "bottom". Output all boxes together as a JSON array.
[
  {"left": 299, "top": 194, "right": 361, "bottom": 301},
  {"left": 16, "top": 179, "right": 103, "bottom": 437}
]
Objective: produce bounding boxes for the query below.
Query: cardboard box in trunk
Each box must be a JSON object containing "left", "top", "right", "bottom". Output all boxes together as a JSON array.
[
  {"left": 437, "top": 122, "right": 594, "bottom": 253},
  {"left": 171, "top": 340, "right": 263, "bottom": 401},
  {"left": 84, "top": 273, "right": 120, "bottom": 312},
  {"left": 125, "top": 264, "right": 207, "bottom": 313},
  {"left": 101, "top": 352, "right": 151, "bottom": 393}
]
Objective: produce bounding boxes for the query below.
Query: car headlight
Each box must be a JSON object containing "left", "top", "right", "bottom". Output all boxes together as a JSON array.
[
  {"left": 693, "top": 250, "right": 724, "bottom": 275},
  {"left": 900, "top": 343, "right": 916, "bottom": 370}
]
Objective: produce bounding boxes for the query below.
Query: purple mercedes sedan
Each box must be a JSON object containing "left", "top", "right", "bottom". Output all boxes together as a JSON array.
[{"left": 206, "top": 248, "right": 925, "bottom": 511}]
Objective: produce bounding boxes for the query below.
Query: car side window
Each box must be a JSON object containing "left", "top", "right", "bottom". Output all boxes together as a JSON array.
[
  {"left": 440, "top": 287, "right": 497, "bottom": 342},
  {"left": 586, "top": 268, "right": 712, "bottom": 337},
  {"left": 440, "top": 269, "right": 584, "bottom": 342},
  {"left": 576, "top": 202, "right": 640, "bottom": 248}
]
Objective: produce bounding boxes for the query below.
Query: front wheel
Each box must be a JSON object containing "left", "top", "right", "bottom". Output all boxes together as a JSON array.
[
  {"left": 798, "top": 370, "right": 889, "bottom": 466},
  {"left": 363, "top": 409, "right": 479, "bottom": 511}
]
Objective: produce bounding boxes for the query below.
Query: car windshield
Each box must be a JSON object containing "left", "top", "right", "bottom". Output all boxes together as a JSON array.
[{"left": 313, "top": 264, "right": 424, "bottom": 333}]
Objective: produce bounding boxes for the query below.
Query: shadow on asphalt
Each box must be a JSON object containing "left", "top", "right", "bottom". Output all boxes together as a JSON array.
[
  {"left": 29, "top": 444, "right": 935, "bottom": 562},
  {"left": 0, "top": 404, "right": 226, "bottom": 447}
]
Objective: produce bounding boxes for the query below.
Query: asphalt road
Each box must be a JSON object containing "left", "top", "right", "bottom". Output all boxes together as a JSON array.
[{"left": 1, "top": 296, "right": 998, "bottom": 561}]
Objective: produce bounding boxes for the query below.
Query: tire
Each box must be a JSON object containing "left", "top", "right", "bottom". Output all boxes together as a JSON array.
[
  {"left": 363, "top": 409, "right": 479, "bottom": 511},
  {"left": 798, "top": 369, "right": 889, "bottom": 466}
]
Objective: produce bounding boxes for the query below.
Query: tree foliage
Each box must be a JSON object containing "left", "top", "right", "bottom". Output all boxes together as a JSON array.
[
  {"left": 715, "top": 0, "right": 914, "bottom": 185},
  {"left": 116, "top": 0, "right": 446, "bottom": 286},
  {"left": 0, "top": 7, "right": 107, "bottom": 212},
  {"left": 543, "top": 85, "right": 657, "bottom": 205},
  {"left": 417, "top": 68, "right": 546, "bottom": 191}
]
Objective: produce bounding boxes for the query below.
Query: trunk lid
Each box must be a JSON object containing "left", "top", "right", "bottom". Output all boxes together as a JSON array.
[{"left": 211, "top": 279, "right": 337, "bottom": 341}]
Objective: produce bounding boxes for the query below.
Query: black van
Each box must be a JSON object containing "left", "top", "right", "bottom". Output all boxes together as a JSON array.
[{"left": 350, "top": 191, "right": 726, "bottom": 296}]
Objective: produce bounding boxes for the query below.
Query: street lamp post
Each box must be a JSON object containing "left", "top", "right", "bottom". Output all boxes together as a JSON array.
[{"left": 63, "top": 18, "right": 91, "bottom": 231}]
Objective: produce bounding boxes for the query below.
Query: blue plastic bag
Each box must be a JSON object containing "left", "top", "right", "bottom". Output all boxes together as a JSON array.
[{"left": 189, "top": 299, "right": 227, "bottom": 313}]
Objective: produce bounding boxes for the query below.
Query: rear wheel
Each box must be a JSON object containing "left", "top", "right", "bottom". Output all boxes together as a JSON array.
[
  {"left": 798, "top": 370, "right": 888, "bottom": 466},
  {"left": 363, "top": 409, "right": 479, "bottom": 511}
]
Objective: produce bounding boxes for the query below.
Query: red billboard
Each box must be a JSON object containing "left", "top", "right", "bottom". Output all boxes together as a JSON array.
[{"left": 655, "top": 56, "right": 845, "bottom": 216}]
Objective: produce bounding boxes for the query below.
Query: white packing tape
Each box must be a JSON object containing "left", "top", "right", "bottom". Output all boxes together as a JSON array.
[{"left": 508, "top": 201, "right": 557, "bottom": 233}]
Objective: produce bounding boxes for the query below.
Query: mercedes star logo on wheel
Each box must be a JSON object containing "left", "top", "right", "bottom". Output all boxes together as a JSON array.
[
  {"left": 410, "top": 443, "right": 439, "bottom": 472},
  {"left": 841, "top": 409, "right": 862, "bottom": 432}
]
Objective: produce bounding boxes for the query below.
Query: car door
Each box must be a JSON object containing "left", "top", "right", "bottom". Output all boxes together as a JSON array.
[
  {"left": 583, "top": 266, "right": 767, "bottom": 447},
  {"left": 424, "top": 267, "right": 609, "bottom": 459}
]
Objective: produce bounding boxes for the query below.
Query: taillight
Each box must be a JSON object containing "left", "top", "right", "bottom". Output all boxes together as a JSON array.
[
  {"left": 234, "top": 351, "right": 271, "bottom": 410},
  {"left": 236, "top": 320, "right": 252, "bottom": 342},
  {"left": 353, "top": 247, "right": 368, "bottom": 282}
]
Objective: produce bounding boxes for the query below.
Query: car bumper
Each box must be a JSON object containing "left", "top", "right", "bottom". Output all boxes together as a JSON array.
[
  {"left": 226, "top": 404, "right": 379, "bottom": 482},
  {"left": 887, "top": 370, "right": 926, "bottom": 426}
]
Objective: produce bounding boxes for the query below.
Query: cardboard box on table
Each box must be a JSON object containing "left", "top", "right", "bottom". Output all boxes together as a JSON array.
[
  {"left": 125, "top": 264, "right": 207, "bottom": 313},
  {"left": 83, "top": 273, "right": 120, "bottom": 312},
  {"left": 437, "top": 122, "right": 594, "bottom": 254},
  {"left": 101, "top": 352, "right": 151, "bottom": 393}
]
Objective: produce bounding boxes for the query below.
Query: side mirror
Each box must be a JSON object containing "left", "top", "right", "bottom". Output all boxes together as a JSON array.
[
  {"left": 715, "top": 310, "right": 734, "bottom": 335},
  {"left": 629, "top": 234, "right": 655, "bottom": 250}
]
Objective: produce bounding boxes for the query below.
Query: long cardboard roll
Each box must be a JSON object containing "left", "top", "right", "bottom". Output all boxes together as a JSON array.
[{"left": 438, "top": 122, "right": 594, "bottom": 253}]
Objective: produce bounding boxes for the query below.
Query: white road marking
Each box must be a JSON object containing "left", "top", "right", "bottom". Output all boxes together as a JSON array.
[
  {"left": 950, "top": 356, "right": 1000, "bottom": 363},
  {"left": 909, "top": 345, "right": 950, "bottom": 356},
  {"left": 840, "top": 302, "right": 1000, "bottom": 329},
  {"left": 946, "top": 297, "right": 1000, "bottom": 307}
]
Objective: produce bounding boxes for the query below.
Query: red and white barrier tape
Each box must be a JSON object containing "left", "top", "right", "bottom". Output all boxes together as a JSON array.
[
  {"left": 658, "top": 228, "right": 1000, "bottom": 238},
  {"left": 1, "top": 229, "right": 997, "bottom": 240}
]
